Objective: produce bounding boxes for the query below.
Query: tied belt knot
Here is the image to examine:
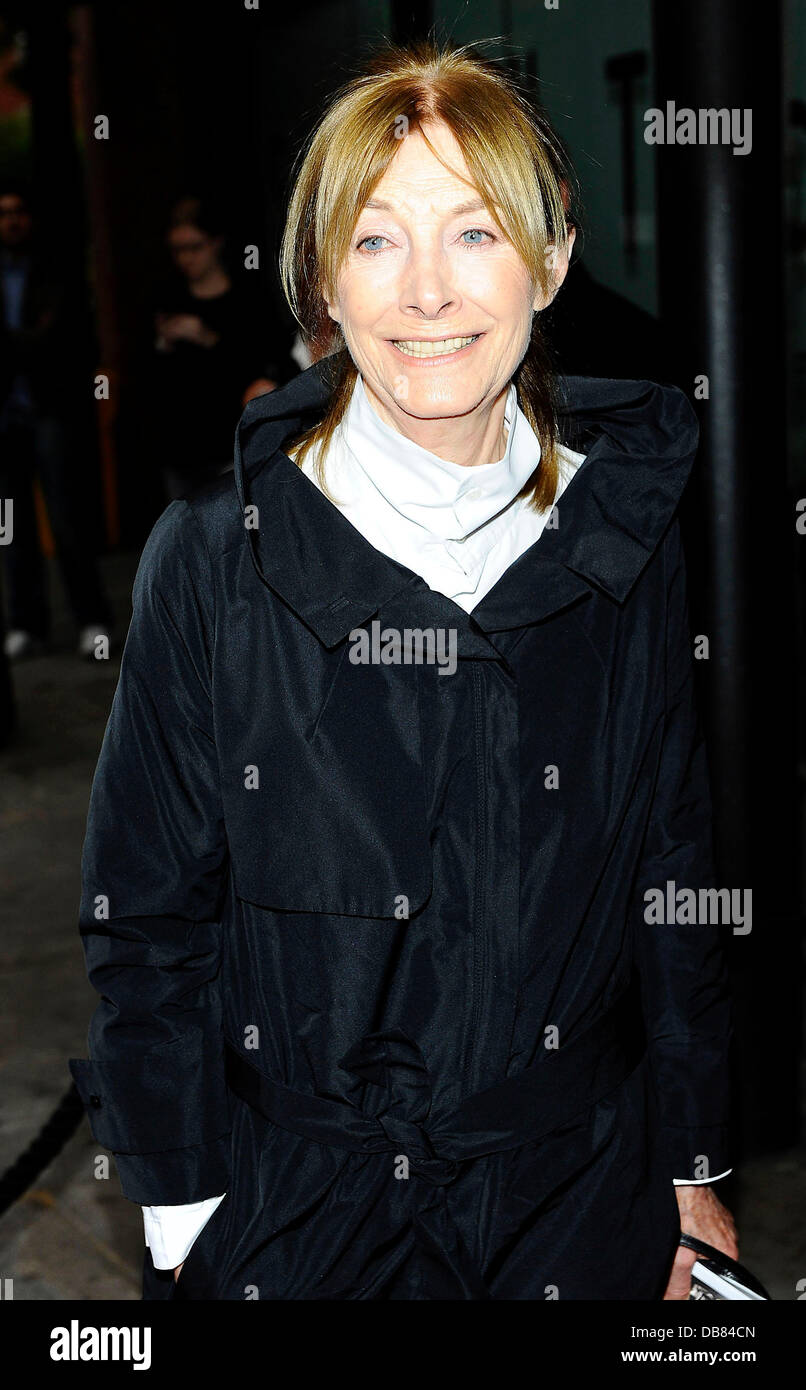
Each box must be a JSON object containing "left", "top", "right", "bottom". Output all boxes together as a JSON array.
[
  {"left": 338, "top": 1028, "right": 460, "bottom": 1187},
  {"left": 224, "top": 983, "right": 645, "bottom": 1297}
]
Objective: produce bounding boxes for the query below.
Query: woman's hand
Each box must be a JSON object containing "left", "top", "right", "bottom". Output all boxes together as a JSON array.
[
  {"left": 156, "top": 313, "right": 220, "bottom": 348},
  {"left": 173, "top": 1262, "right": 184, "bottom": 1283},
  {"left": 663, "top": 1185, "right": 738, "bottom": 1299}
]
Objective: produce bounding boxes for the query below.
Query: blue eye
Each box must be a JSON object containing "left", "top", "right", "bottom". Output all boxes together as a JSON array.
[
  {"left": 357, "top": 235, "right": 388, "bottom": 254},
  {"left": 461, "top": 228, "right": 493, "bottom": 245}
]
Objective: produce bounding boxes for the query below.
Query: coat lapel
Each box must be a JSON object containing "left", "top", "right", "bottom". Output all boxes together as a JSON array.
[{"left": 232, "top": 360, "right": 700, "bottom": 643}]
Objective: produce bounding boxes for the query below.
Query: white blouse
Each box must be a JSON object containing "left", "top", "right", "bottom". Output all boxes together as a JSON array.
[{"left": 296, "top": 372, "right": 586, "bottom": 611}]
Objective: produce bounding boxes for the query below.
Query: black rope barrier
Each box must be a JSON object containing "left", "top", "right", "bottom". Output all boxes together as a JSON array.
[{"left": 0, "top": 1083, "right": 85, "bottom": 1217}]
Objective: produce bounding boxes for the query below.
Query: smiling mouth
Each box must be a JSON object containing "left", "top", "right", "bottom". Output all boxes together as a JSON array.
[{"left": 391, "top": 334, "right": 481, "bottom": 358}]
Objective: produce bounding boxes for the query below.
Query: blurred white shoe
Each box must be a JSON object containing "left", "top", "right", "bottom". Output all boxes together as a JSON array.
[
  {"left": 77, "top": 625, "right": 112, "bottom": 660},
  {"left": 4, "top": 629, "right": 46, "bottom": 660}
]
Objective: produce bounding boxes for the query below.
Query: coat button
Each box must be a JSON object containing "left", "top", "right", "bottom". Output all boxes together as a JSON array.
[{"left": 89, "top": 1094, "right": 102, "bottom": 1108}]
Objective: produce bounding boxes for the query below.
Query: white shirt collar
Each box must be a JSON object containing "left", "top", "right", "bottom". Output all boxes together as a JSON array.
[{"left": 340, "top": 374, "right": 541, "bottom": 544}]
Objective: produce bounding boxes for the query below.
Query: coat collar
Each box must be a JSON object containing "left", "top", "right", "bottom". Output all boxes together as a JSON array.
[{"left": 232, "top": 356, "right": 699, "bottom": 648}]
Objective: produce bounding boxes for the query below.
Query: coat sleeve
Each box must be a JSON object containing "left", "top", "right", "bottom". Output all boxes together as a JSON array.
[
  {"left": 69, "top": 499, "right": 231, "bottom": 1205},
  {"left": 631, "top": 515, "right": 733, "bottom": 1184}
]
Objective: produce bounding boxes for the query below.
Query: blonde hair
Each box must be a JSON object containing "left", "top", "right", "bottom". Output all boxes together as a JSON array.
[{"left": 279, "top": 37, "right": 578, "bottom": 512}]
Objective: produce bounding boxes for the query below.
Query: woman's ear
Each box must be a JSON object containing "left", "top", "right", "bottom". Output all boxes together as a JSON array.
[
  {"left": 533, "top": 226, "right": 577, "bottom": 311},
  {"left": 323, "top": 288, "right": 342, "bottom": 326}
]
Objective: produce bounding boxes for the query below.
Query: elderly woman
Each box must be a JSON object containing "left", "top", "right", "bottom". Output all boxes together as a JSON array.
[{"left": 70, "top": 40, "right": 736, "bottom": 1301}]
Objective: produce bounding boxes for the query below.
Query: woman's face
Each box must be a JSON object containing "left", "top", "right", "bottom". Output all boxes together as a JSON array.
[
  {"left": 325, "top": 121, "right": 572, "bottom": 430},
  {"left": 168, "top": 225, "right": 223, "bottom": 283}
]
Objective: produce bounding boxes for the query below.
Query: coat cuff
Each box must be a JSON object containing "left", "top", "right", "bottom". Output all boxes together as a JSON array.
[
  {"left": 68, "top": 1040, "right": 230, "bottom": 1154},
  {"left": 68, "top": 1042, "right": 231, "bottom": 1204},
  {"left": 111, "top": 1137, "right": 231, "bottom": 1206},
  {"left": 656, "top": 1124, "right": 731, "bottom": 1184}
]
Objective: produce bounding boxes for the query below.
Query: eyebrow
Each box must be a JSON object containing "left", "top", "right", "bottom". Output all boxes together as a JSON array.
[{"left": 361, "top": 196, "right": 490, "bottom": 217}]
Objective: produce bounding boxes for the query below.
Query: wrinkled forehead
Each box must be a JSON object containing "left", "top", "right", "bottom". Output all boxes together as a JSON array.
[{"left": 356, "top": 121, "right": 485, "bottom": 221}]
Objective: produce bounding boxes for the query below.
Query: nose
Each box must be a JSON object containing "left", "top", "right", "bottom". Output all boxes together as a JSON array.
[{"left": 399, "top": 240, "right": 457, "bottom": 320}]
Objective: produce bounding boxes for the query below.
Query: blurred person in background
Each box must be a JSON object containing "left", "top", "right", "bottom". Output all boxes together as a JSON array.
[
  {"left": 149, "top": 194, "right": 296, "bottom": 500},
  {"left": 0, "top": 178, "right": 113, "bottom": 661}
]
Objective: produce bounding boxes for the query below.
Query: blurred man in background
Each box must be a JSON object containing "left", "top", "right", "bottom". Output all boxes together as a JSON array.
[{"left": 0, "top": 178, "right": 113, "bottom": 660}]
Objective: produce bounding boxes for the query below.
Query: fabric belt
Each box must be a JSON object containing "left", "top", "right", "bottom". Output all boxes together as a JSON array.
[{"left": 223, "top": 983, "right": 646, "bottom": 1298}]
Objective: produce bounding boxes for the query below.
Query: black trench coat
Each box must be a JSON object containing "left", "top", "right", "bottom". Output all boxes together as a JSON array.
[{"left": 69, "top": 363, "right": 732, "bottom": 1301}]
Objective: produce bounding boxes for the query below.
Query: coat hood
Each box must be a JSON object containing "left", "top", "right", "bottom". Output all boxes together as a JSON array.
[{"left": 231, "top": 357, "right": 700, "bottom": 647}]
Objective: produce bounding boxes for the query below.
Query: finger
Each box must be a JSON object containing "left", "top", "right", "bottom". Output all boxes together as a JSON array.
[
  {"left": 663, "top": 1249, "right": 696, "bottom": 1300},
  {"left": 664, "top": 1268, "right": 693, "bottom": 1300}
]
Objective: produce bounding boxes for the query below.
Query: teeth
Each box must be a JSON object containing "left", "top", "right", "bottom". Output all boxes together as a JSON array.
[{"left": 393, "top": 335, "right": 479, "bottom": 357}]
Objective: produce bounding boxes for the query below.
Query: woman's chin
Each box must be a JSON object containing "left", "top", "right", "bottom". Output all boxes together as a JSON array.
[{"left": 380, "top": 380, "right": 491, "bottom": 422}]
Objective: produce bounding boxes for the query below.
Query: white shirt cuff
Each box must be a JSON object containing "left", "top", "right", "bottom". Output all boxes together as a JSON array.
[
  {"left": 672, "top": 1169, "right": 733, "bottom": 1186},
  {"left": 142, "top": 1193, "right": 226, "bottom": 1270}
]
